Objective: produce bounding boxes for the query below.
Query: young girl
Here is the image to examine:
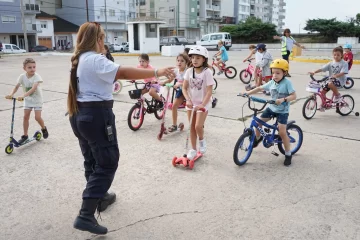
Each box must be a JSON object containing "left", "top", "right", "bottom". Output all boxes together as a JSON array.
[
  {"left": 214, "top": 40, "right": 229, "bottom": 75},
  {"left": 167, "top": 53, "right": 190, "bottom": 132},
  {"left": 309, "top": 47, "right": 348, "bottom": 103},
  {"left": 182, "top": 46, "right": 215, "bottom": 160},
  {"left": 243, "top": 44, "right": 263, "bottom": 91},
  {"left": 137, "top": 54, "right": 164, "bottom": 107}
]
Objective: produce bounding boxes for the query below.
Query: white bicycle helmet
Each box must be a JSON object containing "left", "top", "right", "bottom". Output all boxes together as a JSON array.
[{"left": 188, "top": 46, "right": 209, "bottom": 59}]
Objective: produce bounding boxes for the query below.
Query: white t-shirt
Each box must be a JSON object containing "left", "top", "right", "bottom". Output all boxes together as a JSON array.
[
  {"left": 255, "top": 51, "right": 263, "bottom": 64},
  {"left": 17, "top": 73, "right": 43, "bottom": 107},
  {"left": 77, "top": 51, "right": 120, "bottom": 102},
  {"left": 184, "top": 67, "right": 215, "bottom": 109},
  {"left": 282, "top": 36, "right": 296, "bottom": 51}
]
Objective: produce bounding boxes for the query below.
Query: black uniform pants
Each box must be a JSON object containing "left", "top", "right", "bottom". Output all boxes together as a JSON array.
[{"left": 70, "top": 106, "right": 119, "bottom": 199}]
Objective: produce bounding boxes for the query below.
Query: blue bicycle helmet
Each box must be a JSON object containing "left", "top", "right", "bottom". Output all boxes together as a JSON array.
[
  {"left": 256, "top": 43, "right": 266, "bottom": 50},
  {"left": 343, "top": 43, "right": 352, "bottom": 49}
]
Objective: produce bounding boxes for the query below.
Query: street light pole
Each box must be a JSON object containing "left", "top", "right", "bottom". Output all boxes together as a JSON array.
[
  {"left": 104, "top": 0, "right": 108, "bottom": 42},
  {"left": 86, "top": 0, "right": 89, "bottom": 21}
]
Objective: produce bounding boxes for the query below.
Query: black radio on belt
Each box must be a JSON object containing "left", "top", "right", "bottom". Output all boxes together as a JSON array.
[{"left": 106, "top": 125, "right": 114, "bottom": 142}]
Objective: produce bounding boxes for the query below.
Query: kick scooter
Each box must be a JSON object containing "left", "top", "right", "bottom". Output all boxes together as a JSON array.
[
  {"left": 172, "top": 107, "right": 205, "bottom": 170},
  {"left": 5, "top": 97, "right": 42, "bottom": 154}
]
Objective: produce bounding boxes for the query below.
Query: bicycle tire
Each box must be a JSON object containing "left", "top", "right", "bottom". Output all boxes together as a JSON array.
[
  {"left": 277, "top": 124, "right": 303, "bottom": 155},
  {"left": 127, "top": 104, "right": 144, "bottom": 131},
  {"left": 336, "top": 94, "right": 355, "bottom": 116},
  {"left": 212, "top": 67, "right": 216, "bottom": 76},
  {"left": 302, "top": 97, "right": 317, "bottom": 120},
  {"left": 225, "top": 66, "right": 237, "bottom": 79},
  {"left": 239, "top": 69, "right": 252, "bottom": 84},
  {"left": 233, "top": 130, "right": 254, "bottom": 166},
  {"left": 344, "top": 77, "right": 354, "bottom": 89},
  {"left": 213, "top": 78, "right": 218, "bottom": 90},
  {"left": 154, "top": 96, "right": 165, "bottom": 120}
]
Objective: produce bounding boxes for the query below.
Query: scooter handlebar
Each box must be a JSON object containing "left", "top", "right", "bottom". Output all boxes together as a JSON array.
[{"left": 5, "top": 96, "right": 24, "bottom": 101}]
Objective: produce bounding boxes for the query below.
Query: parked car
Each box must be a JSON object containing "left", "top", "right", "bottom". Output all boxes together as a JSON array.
[
  {"left": 110, "top": 43, "right": 123, "bottom": 52},
  {"left": 196, "top": 32, "right": 232, "bottom": 50},
  {"left": 123, "top": 43, "right": 129, "bottom": 53},
  {"left": 2, "top": 44, "right": 26, "bottom": 53},
  {"left": 160, "top": 36, "right": 189, "bottom": 50},
  {"left": 31, "top": 45, "right": 52, "bottom": 52}
]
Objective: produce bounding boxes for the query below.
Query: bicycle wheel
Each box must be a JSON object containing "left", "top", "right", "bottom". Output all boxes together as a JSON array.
[
  {"left": 239, "top": 69, "right": 252, "bottom": 84},
  {"left": 336, "top": 94, "right": 354, "bottom": 116},
  {"left": 302, "top": 97, "right": 317, "bottom": 120},
  {"left": 212, "top": 67, "right": 216, "bottom": 76},
  {"left": 278, "top": 124, "right": 303, "bottom": 155},
  {"left": 224, "top": 66, "right": 237, "bottom": 79},
  {"left": 112, "top": 80, "right": 122, "bottom": 94},
  {"left": 233, "top": 129, "right": 255, "bottom": 166},
  {"left": 213, "top": 78, "right": 218, "bottom": 91},
  {"left": 154, "top": 96, "right": 165, "bottom": 120},
  {"left": 127, "top": 104, "right": 144, "bottom": 131},
  {"left": 344, "top": 77, "right": 354, "bottom": 89}
]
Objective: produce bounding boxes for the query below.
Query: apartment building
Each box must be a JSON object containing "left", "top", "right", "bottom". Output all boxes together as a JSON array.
[
  {"left": 0, "top": 0, "right": 41, "bottom": 50},
  {"left": 136, "top": 0, "right": 235, "bottom": 43},
  {"left": 236, "top": 0, "right": 286, "bottom": 32},
  {"left": 55, "top": 0, "right": 136, "bottom": 44}
]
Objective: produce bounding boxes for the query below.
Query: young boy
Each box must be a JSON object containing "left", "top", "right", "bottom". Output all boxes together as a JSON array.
[
  {"left": 243, "top": 59, "right": 296, "bottom": 166},
  {"left": 6, "top": 58, "right": 48, "bottom": 144},
  {"left": 255, "top": 43, "right": 273, "bottom": 95},
  {"left": 244, "top": 44, "right": 264, "bottom": 91},
  {"left": 309, "top": 47, "right": 348, "bottom": 103},
  {"left": 214, "top": 40, "right": 229, "bottom": 75}
]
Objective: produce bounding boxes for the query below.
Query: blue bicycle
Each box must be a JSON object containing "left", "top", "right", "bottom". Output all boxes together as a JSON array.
[{"left": 233, "top": 94, "right": 303, "bottom": 166}]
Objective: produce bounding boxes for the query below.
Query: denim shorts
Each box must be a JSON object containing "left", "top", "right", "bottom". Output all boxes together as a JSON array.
[
  {"left": 260, "top": 107, "right": 289, "bottom": 125},
  {"left": 175, "top": 88, "right": 183, "bottom": 98}
]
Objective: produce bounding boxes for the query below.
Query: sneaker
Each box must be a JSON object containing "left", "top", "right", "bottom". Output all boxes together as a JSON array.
[
  {"left": 212, "top": 97, "right": 218, "bottom": 108},
  {"left": 186, "top": 149, "right": 197, "bottom": 160},
  {"left": 199, "top": 139, "right": 207, "bottom": 154},
  {"left": 217, "top": 71, "right": 223, "bottom": 76},
  {"left": 253, "top": 135, "right": 263, "bottom": 148},
  {"left": 284, "top": 155, "right": 292, "bottom": 166},
  {"left": 333, "top": 95, "right": 342, "bottom": 103},
  {"left": 42, "top": 127, "right": 49, "bottom": 139},
  {"left": 245, "top": 85, "right": 252, "bottom": 91},
  {"left": 18, "top": 135, "right": 28, "bottom": 145}
]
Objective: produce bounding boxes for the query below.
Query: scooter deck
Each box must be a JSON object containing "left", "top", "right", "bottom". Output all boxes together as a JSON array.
[{"left": 172, "top": 151, "right": 202, "bottom": 170}]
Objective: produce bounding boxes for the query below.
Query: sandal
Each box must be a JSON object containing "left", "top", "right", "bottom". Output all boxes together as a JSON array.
[{"left": 167, "top": 125, "right": 178, "bottom": 132}]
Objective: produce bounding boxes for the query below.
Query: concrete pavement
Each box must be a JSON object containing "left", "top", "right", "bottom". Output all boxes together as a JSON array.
[{"left": 0, "top": 50, "right": 359, "bottom": 240}]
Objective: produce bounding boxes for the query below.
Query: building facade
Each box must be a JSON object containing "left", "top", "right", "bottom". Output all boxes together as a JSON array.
[{"left": 0, "top": 0, "right": 41, "bottom": 50}]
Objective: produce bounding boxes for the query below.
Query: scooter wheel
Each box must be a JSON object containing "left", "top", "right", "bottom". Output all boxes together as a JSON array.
[
  {"left": 5, "top": 144, "right": 14, "bottom": 154},
  {"left": 178, "top": 123, "right": 184, "bottom": 131},
  {"left": 355, "top": 112, "right": 359, "bottom": 117},
  {"left": 157, "top": 132, "right": 163, "bottom": 140},
  {"left": 35, "top": 132, "right": 42, "bottom": 141},
  {"left": 172, "top": 157, "right": 178, "bottom": 167},
  {"left": 189, "top": 160, "right": 195, "bottom": 169}
]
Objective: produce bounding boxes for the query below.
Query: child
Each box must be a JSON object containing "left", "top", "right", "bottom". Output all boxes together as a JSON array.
[
  {"left": 137, "top": 54, "right": 165, "bottom": 107},
  {"left": 343, "top": 44, "right": 353, "bottom": 72},
  {"left": 5, "top": 58, "right": 49, "bottom": 144},
  {"left": 242, "top": 59, "right": 296, "bottom": 166},
  {"left": 309, "top": 47, "right": 348, "bottom": 103},
  {"left": 103, "top": 45, "right": 114, "bottom": 62},
  {"left": 214, "top": 40, "right": 229, "bottom": 75},
  {"left": 167, "top": 53, "right": 190, "bottom": 132},
  {"left": 255, "top": 43, "right": 273, "bottom": 95},
  {"left": 243, "top": 44, "right": 263, "bottom": 91},
  {"left": 182, "top": 46, "right": 215, "bottom": 160}
]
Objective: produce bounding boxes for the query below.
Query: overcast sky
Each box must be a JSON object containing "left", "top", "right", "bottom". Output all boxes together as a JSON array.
[{"left": 285, "top": 0, "right": 360, "bottom": 33}]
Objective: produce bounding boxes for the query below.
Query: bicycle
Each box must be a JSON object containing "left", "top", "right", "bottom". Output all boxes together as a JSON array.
[
  {"left": 233, "top": 94, "right": 303, "bottom": 166},
  {"left": 302, "top": 75, "right": 359, "bottom": 120},
  {"left": 127, "top": 81, "right": 165, "bottom": 131},
  {"left": 211, "top": 57, "right": 237, "bottom": 79},
  {"left": 239, "top": 59, "right": 262, "bottom": 84},
  {"left": 344, "top": 76, "right": 354, "bottom": 89}
]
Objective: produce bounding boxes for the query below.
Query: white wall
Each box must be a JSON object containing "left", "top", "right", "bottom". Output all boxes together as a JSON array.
[
  {"left": 0, "top": 34, "right": 10, "bottom": 43},
  {"left": 36, "top": 19, "right": 55, "bottom": 47},
  {"left": 221, "top": 0, "right": 235, "bottom": 17},
  {"left": 128, "top": 22, "right": 161, "bottom": 53}
]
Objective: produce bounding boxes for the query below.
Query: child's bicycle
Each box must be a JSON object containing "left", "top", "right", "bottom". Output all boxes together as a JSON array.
[
  {"left": 112, "top": 80, "right": 123, "bottom": 94},
  {"left": 211, "top": 57, "right": 237, "bottom": 79},
  {"left": 127, "top": 81, "right": 165, "bottom": 131},
  {"left": 239, "top": 59, "right": 262, "bottom": 84},
  {"left": 233, "top": 94, "right": 303, "bottom": 166},
  {"left": 302, "top": 75, "right": 359, "bottom": 119}
]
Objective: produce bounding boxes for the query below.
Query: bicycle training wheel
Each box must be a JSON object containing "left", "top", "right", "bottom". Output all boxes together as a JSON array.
[{"left": 344, "top": 77, "right": 354, "bottom": 89}]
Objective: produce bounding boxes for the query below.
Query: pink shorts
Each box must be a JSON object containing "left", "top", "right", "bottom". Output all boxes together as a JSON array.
[{"left": 145, "top": 83, "right": 161, "bottom": 93}]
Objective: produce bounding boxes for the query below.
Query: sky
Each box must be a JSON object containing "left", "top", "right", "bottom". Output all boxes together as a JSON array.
[{"left": 285, "top": 0, "right": 360, "bottom": 33}]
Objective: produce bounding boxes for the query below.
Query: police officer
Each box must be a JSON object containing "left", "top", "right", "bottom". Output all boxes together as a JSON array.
[{"left": 67, "top": 22, "right": 175, "bottom": 235}]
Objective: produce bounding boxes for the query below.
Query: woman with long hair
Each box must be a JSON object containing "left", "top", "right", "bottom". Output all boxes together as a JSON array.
[
  {"left": 273, "top": 28, "right": 305, "bottom": 77},
  {"left": 68, "top": 22, "right": 175, "bottom": 235}
]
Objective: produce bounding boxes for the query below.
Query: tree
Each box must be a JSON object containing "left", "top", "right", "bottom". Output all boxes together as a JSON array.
[{"left": 356, "top": 13, "right": 360, "bottom": 25}]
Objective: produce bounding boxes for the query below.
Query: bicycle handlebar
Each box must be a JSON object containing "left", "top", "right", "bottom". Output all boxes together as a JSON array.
[
  {"left": 310, "top": 75, "right": 329, "bottom": 83},
  {"left": 237, "top": 93, "right": 288, "bottom": 112}
]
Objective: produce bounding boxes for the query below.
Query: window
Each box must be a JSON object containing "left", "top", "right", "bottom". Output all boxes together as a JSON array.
[
  {"left": 109, "top": 9, "right": 115, "bottom": 17},
  {"left": 146, "top": 24, "right": 157, "bottom": 38},
  {"left": 191, "top": 19, "right": 195, "bottom": 24},
  {"left": 201, "top": 35, "right": 209, "bottom": 41},
  {"left": 169, "top": 19, "right": 175, "bottom": 24},
  {"left": 5, "top": 45, "right": 11, "bottom": 49},
  {"left": 100, "top": 9, "right": 105, "bottom": 16},
  {"left": 159, "top": 7, "right": 165, "bottom": 12},
  {"left": 210, "top": 34, "right": 222, "bottom": 40},
  {"left": 191, "top": 7, "right": 195, "bottom": 12},
  {"left": 40, "top": 21, "right": 47, "bottom": 29},
  {"left": 13, "top": 45, "right": 20, "bottom": 50},
  {"left": 1, "top": 15, "right": 16, "bottom": 23},
  {"left": 161, "top": 38, "right": 168, "bottom": 43}
]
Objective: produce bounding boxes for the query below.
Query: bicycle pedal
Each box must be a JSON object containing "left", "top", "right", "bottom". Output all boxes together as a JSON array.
[{"left": 271, "top": 151, "right": 279, "bottom": 157}]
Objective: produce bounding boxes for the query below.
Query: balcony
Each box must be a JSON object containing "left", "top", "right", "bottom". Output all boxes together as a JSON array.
[
  {"left": 206, "top": 4, "right": 212, "bottom": 10},
  {"left": 250, "top": 0, "right": 255, "bottom": 4},
  {"left": 26, "top": 23, "right": 41, "bottom": 33},
  {"left": 212, "top": 5, "right": 221, "bottom": 11},
  {"left": 279, "top": 1, "right": 286, "bottom": 6},
  {"left": 279, "top": 15, "right": 285, "bottom": 19},
  {"left": 23, "top": 4, "right": 40, "bottom": 14},
  {"left": 250, "top": 9, "right": 255, "bottom": 14}
]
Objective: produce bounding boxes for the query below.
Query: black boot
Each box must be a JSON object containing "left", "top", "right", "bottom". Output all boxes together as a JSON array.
[
  {"left": 98, "top": 192, "right": 116, "bottom": 212},
  {"left": 73, "top": 199, "right": 108, "bottom": 235}
]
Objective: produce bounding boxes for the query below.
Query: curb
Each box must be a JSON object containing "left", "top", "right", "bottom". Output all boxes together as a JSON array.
[
  {"left": 112, "top": 53, "right": 161, "bottom": 57},
  {"left": 291, "top": 57, "right": 360, "bottom": 64}
]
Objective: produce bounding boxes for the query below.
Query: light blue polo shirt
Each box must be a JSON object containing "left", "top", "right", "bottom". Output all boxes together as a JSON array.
[
  {"left": 77, "top": 51, "right": 120, "bottom": 102},
  {"left": 262, "top": 78, "right": 295, "bottom": 113},
  {"left": 220, "top": 46, "right": 228, "bottom": 61}
]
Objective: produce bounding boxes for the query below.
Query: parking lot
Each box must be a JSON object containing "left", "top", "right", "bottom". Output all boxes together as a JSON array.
[{"left": 0, "top": 50, "right": 359, "bottom": 240}]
